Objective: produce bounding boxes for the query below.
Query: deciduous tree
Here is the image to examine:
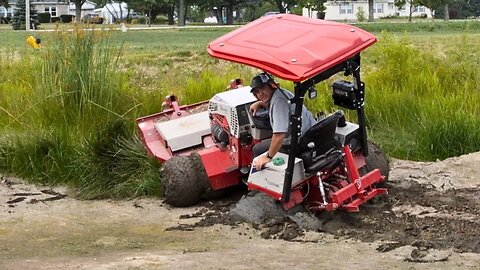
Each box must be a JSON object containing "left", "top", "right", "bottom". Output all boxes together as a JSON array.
[
  {"left": 0, "top": 0, "right": 9, "bottom": 8},
  {"left": 298, "top": 0, "right": 327, "bottom": 18},
  {"left": 71, "top": 0, "right": 86, "bottom": 23},
  {"left": 267, "top": 0, "right": 296, "bottom": 13},
  {"left": 125, "top": 0, "right": 165, "bottom": 26},
  {"left": 195, "top": 0, "right": 251, "bottom": 24},
  {"left": 368, "top": 0, "right": 374, "bottom": 21},
  {"left": 395, "top": 0, "right": 422, "bottom": 21},
  {"left": 467, "top": 0, "right": 480, "bottom": 16},
  {"left": 418, "top": 0, "right": 449, "bottom": 18}
]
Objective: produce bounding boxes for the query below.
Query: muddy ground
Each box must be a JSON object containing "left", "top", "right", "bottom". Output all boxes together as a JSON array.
[{"left": 1, "top": 152, "right": 479, "bottom": 269}]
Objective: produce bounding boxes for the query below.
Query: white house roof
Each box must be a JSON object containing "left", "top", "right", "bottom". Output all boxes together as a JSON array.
[{"left": 69, "top": 0, "right": 96, "bottom": 10}]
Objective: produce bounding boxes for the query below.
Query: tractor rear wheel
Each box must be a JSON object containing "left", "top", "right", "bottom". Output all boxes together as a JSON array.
[
  {"left": 361, "top": 141, "right": 390, "bottom": 181},
  {"left": 161, "top": 155, "right": 204, "bottom": 207}
]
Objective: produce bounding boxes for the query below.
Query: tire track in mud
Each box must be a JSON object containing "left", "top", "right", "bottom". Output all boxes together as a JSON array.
[
  {"left": 319, "top": 181, "right": 480, "bottom": 253},
  {"left": 1, "top": 177, "right": 68, "bottom": 213},
  {"left": 166, "top": 180, "right": 480, "bottom": 255}
]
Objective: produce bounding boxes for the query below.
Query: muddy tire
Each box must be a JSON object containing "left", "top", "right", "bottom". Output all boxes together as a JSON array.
[
  {"left": 361, "top": 141, "right": 390, "bottom": 181},
  {"left": 161, "top": 155, "right": 203, "bottom": 207},
  {"left": 187, "top": 153, "right": 232, "bottom": 200}
]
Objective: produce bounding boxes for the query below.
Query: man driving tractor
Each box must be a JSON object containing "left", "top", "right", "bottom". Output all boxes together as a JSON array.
[
  {"left": 249, "top": 73, "right": 317, "bottom": 170},
  {"left": 137, "top": 14, "right": 389, "bottom": 211}
]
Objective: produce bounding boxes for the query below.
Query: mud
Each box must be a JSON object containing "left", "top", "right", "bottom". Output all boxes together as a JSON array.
[
  {"left": 1, "top": 153, "right": 480, "bottom": 269},
  {"left": 166, "top": 180, "right": 479, "bottom": 253},
  {"left": 166, "top": 155, "right": 480, "bottom": 255}
]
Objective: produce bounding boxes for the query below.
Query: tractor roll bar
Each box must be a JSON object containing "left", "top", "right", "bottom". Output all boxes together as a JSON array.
[{"left": 282, "top": 55, "right": 369, "bottom": 203}]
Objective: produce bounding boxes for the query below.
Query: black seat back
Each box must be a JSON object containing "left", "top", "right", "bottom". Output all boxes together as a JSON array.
[
  {"left": 299, "top": 111, "right": 343, "bottom": 152},
  {"left": 298, "top": 111, "right": 344, "bottom": 173}
]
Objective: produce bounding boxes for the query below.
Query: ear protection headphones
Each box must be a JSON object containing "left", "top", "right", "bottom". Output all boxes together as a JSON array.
[{"left": 258, "top": 72, "right": 278, "bottom": 89}]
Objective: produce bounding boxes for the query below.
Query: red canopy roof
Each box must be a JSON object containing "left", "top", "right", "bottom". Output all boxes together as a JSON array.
[{"left": 207, "top": 14, "right": 377, "bottom": 82}]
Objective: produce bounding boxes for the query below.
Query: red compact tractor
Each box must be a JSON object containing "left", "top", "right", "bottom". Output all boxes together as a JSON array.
[{"left": 136, "top": 14, "right": 389, "bottom": 213}]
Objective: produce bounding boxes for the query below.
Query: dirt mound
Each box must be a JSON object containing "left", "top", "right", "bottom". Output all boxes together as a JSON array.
[
  {"left": 319, "top": 180, "right": 479, "bottom": 253},
  {"left": 390, "top": 152, "right": 480, "bottom": 190}
]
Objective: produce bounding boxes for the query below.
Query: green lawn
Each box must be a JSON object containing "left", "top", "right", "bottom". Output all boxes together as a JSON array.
[{"left": 0, "top": 25, "right": 233, "bottom": 50}]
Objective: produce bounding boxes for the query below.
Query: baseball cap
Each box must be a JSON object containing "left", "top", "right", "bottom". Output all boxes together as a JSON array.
[{"left": 250, "top": 73, "right": 270, "bottom": 93}]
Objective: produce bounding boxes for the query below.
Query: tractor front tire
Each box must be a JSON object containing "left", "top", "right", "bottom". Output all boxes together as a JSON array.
[
  {"left": 190, "top": 153, "right": 233, "bottom": 200},
  {"left": 161, "top": 155, "right": 203, "bottom": 207},
  {"left": 362, "top": 141, "right": 390, "bottom": 181}
]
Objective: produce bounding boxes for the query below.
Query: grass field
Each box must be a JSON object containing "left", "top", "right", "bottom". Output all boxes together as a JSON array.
[{"left": 1, "top": 21, "right": 480, "bottom": 198}]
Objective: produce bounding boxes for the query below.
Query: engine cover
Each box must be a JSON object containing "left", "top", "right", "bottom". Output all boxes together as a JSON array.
[{"left": 208, "top": 86, "right": 257, "bottom": 138}]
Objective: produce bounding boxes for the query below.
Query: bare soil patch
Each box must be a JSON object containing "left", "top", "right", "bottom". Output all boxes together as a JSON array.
[{"left": 1, "top": 152, "right": 480, "bottom": 269}]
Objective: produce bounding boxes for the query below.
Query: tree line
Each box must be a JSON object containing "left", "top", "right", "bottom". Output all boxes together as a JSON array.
[{"left": 1, "top": 0, "right": 480, "bottom": 25}]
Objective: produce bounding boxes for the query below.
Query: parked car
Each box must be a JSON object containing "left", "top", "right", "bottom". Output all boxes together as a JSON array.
[
  {"left": 81, "top": 14, "right": 103, "bottom": 24},
  {"left": 204, "top": 16, "right": 217, "bottom": 23},
  {"left": 129, "top": 12, "right": 143, "bottom": 19}
]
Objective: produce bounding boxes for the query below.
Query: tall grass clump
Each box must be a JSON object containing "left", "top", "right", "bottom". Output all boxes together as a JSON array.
[
  {"left": 0, "top": 27, "right": 161, "bottom": 198},
  {"left": 362, "top": 34, "right": 480, "bottom": 160},
  {"left": 37, "top": 29, "right": 124, "bottom": 131},
  {"left": 0, "top": 48, "right": 38, "bottom": 129},
  {"left": 71, "top": 121, "right": 162, "bottom": 199}
]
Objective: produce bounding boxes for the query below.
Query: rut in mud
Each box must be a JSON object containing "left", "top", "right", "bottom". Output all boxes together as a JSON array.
[{"left": 167, "top": 179, "right": 480, "bottom": 254}]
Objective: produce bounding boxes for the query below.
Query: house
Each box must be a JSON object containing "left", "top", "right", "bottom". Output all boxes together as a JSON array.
[
  {"left": 0, "top": 1, "right": 15, "bottom": 19},
  {"left": 68, "top": 0, "right": 96, "bottom": 18},
  {"left": 0, "top": 0, "right": 69, "bottom": 18},
  {"left": 303, "top": 0, "right": 432, "bottom": 21},
  {"left": 32, "top": 0, "right": 69, "bottom": 17},
  {"left": 0, "top": 0, "right": 97, "bottom": 19}
]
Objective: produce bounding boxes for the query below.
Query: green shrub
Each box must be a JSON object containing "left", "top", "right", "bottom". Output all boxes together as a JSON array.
[
  {"left": 0, "top": 16, "right": 11, "bottom": 24},
  {"left": 356, "top": 20, "right": 480, "bottom": 33},
  {"left": 38, "top": 12, "right": 51, "bottom": 23},
  {"left": 356, "top": 7, "right": 366, "bottom": 22},
  {"left": 154, "top": 15, "right": 169, "bottom": 24},
  {"left": 60, "top": 14, "right": 75, "bottom": 23}
]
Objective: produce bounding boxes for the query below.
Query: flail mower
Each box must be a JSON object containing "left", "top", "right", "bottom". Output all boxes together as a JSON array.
[{"left": 136, "top": 14, "right": 389, "bottom": 213}]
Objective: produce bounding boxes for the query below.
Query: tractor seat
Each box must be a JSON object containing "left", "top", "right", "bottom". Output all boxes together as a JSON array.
[{"left": 297, "top": 111, "right": 344, "bottom": 174}]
